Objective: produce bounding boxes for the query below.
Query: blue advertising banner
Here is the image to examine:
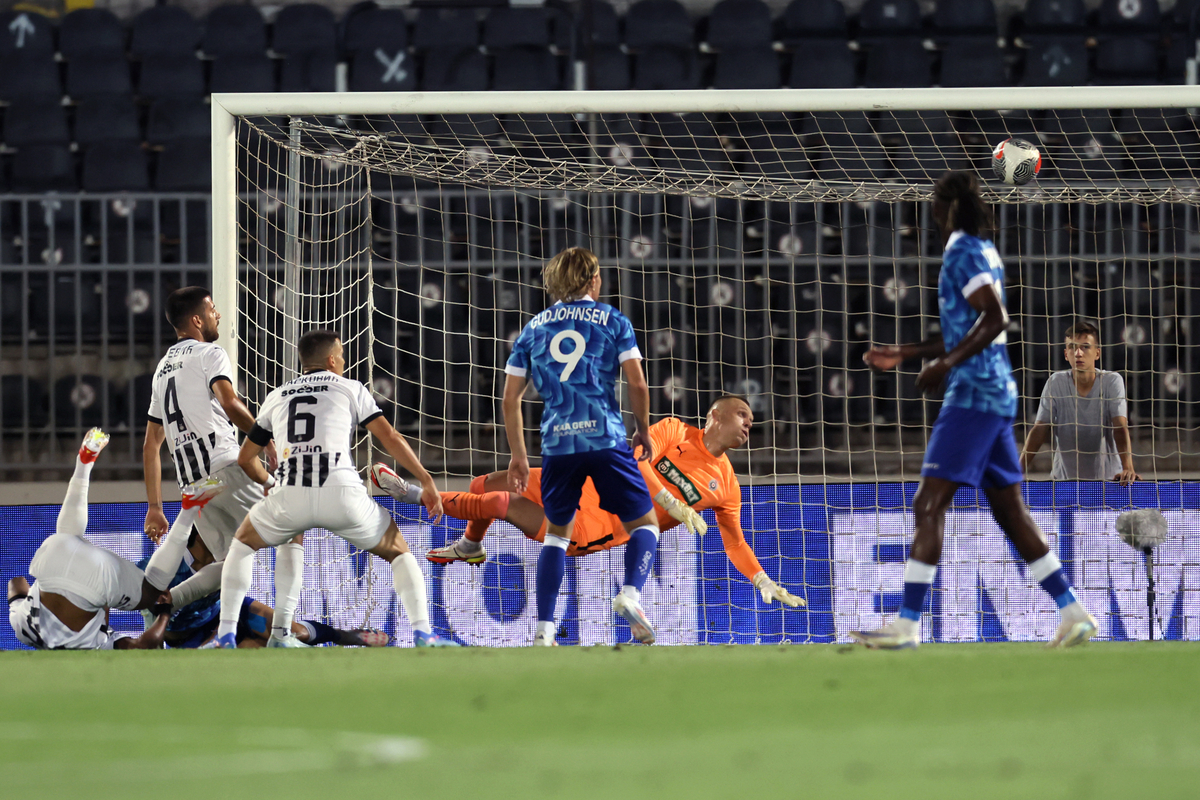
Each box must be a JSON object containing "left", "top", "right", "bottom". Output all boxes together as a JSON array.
[{"left": 2, "top": 482, "right": 1196, "bottom": 650}]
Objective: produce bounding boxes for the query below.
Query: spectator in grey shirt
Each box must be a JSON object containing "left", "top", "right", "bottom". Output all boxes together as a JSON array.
[{"left": 1020, "top": 320, "right": 1140, "bottom": 485}]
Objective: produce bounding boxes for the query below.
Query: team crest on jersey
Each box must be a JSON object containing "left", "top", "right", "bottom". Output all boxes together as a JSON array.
[
  {"left": 282, "top": 447, "right": 290, "bottom": 460},
  {"left": 655, "top": 456, "right": 702, "bottom": 506},
  {"left": 708, "top": 479, "right": 718, "bottom": 491}
]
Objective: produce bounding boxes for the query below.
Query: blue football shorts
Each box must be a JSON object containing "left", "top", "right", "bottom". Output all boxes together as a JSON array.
[
  {"left": 540, "top": 446, "right": 653, "bottom": 527},
  {"left": 921, "top": 404, "right": 1023, "bottom": 489}
]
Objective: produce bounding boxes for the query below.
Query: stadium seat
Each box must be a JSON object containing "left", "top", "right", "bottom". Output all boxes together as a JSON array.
[
  {"left": 81, "top": 142, "right": 150, "bottom": 192},
  {"left": 863, "top": 39, "right": 933, "bottom": 88},
  {"left": 0, "top": 54, "right": 61, "bottom": 101},
  {"left": 878, "top": 110, "right": 971, "bottom": 181},
  {"left": 1093, "top": 38, "right": 1160, "bottom": 84},
  {"left": 155, "top": 138, "right": 211, "bottom": 191},
  {"left": 65, "top": 55, "right": 134, "bottom": 99},
  {"left": 632, "top": 46, "right": 700, "bottom": 90},
  {"left": 157, "top": 198, "right": 209, "bottom": 265},
  {"left": 939, "top": 42, "right": 1008, "bottom": 86},
  {"left": 9, "top": 145, "right": 77, "bottom": 192},
  {"left": 704, "top": 0, "right": 773, "bottom": 50},
  {"left": 1118, "top": 108, "right": 1198, "bottom": 180},
  {"left": 778, "top": 0, "right": 847, "bottom": 42},
  {"left": 483, "top": 7, "right": 553, "bottom": 49},
  {"left": 75, "top": 96, "right": 142, "bottom": 145},
  {"left": 130, "top": 6, "right": 202, "bottom": 57},
  {"left": 146, "top": 96, "right": 209, "bottom": 144},
  {"left": 422, "top": 48, "right": 489, "bottom": 91},
  {"left": 53, "top": 374, "right": 106, "bottom": 430},
  {"left": 343, "top": 6, "right": 408, "bottom": 55},
  {"left": 201, "top": 4, "right": 268, "bottom": 56},
  {"left": 929, "top": 0, "right": 998, "bottom": 43},
  {"left": 493, "top": 49, "right": 562, "bottom": 91},
  {"left": 209, "top": 53, "right": 276, "bottom": 94},
  {"left": 1, "top": 375, "right": 49, "bottom": 430},
  {"left": 1016, "top": 0, "right": 1087, "bottom": 34},
  {"left": 59, "top": 8, "right": 126, "bottom": 59},
  {"left": 1096, "top": 0, "right": 1161, "bottom": 32},
  {"left": 3, "top": 98, "right": 69, "bottom": 147},
  {"left": 787, "top": 40, "right": 856, "bottom": 87},
  {"left": 412, "top": 7, "right": 479, "bottom": 50},
  {"left": 624, "top": 0, "right": 694, "bottom": 49},
  {"left": 349, "top": 49, "right": 416, "bottom": 91},
  {"left": 279, "top": 51, "right": 337, "bottom": 92},
  {"left": 1020, "top": 38, "right": 1089, "bottom": 85},
  {"left": 587, "top": 46, "right": 631, "bottom": 90},
  {"left": 0, "top": 11, "right": 56, "bottom": 58},
  {"left": 273, "top": 3, "right": 338, "bottom": 56},
  {"left": 1164, "top": 0, "right": 1200, "bottom": 81},
  {"left": 137, "top": 54, "right": 206, "bottom": 99},
  {"left": 804, "top": 111, "right": 890, "bottom": 182},
  {"left": 856, "top": 0, "right": 923, "bottom": 41},
  {"left": 712, "top": 47, "right": 781, "bottom": 89},
  {"left": 583, "top": 0, "right": 622, "bottom": 46}
]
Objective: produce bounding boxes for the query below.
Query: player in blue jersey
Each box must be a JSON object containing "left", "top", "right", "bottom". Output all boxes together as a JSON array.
[
  {"left": 504, "top": 247, "right": 661, "bottom": 645},
  {"left": 852, "top": 171, "right": 1097, "bottom": 650}
]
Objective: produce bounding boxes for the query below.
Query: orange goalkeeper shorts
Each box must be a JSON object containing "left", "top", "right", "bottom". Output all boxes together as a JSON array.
[{"left": 522, "top": 468, "right": 629, "bottom": 556}]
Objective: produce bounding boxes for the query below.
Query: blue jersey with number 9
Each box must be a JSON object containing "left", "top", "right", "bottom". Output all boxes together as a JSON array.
[{"left": 505, "top": 299, "right": 642, "bottom": 455}]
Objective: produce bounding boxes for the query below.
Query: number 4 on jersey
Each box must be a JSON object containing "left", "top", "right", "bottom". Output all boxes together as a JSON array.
[{"left": 163, "top": 376, "right": 186, "bottom": 431}]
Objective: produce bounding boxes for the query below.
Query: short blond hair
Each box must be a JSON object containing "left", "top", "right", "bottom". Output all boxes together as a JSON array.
[{"left": 543, "top": 247, "right": 599, "bottom": 302}]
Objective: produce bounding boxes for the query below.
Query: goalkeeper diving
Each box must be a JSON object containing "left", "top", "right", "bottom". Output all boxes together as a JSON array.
[{"left": 373, "top": 395, "right": 804, "bottom": 612}]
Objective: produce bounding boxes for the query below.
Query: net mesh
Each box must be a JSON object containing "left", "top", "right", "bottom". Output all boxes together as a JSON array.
[{"left": 231, "top": 102, "right": 1200, "bottom": 644}]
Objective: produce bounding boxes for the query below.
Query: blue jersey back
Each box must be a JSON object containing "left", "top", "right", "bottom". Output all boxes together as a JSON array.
[
  {"left": 136, "top": 556, "right": 220, "bottom": 633},
  {"left": 505, "top": 299, "right": 642, "bottom": 455},
  {"left": 938, "top": 231, "right": 1018, "bottom": 418}
]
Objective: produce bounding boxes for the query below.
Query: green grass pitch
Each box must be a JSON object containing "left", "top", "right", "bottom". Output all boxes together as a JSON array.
[{"left": 2, "top": 643, "right": 1197, "bottom": 799}]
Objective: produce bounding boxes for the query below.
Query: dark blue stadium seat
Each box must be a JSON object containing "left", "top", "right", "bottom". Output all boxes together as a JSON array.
[
  {"left": 75, "top": 96, "right": 141, "bottom": 145},
  {"left": 632, "top": 46, "right": 700, "bottom": 89},
  {"left": 493, "top": 49, "right": 561, "bottom": 91},
  {"left": 587, "top": 46, "right": 631, "bottom": 90},
  {"left": 878, "top": 111, "right": 971, "bottom": 181},
  {"left": 273, "top": 3, "right": 338, "bottom": 56},
  {"left": 1093, "top": 37, "right": 1160, "bottom": 84},
  {"left": 82, "top": 142, "right": 150, "bottom": 192},
  {"left": 138, "top": 54, "right": 206, "bottom": 99},
  {"left": 705, "top": 0, "right": 773, "bottom": 49},
  {"left": 342, "top": 7, "right": 408, "bottom": 55},
  {"left": 712, "top": 47, "right": 780, "bottom": 88},
  {"left": 804, "top": 111, "right": 891, "bottom": 182},
  {"left": 350, "top": 48, "right": 417, "bottom": 91},
  {"left": 788, "top": 40, "right": 855, "bottom": 87},
  {"left": 54, "top": 374, "right": 106, "bottom": 430},
  {"left": 1021, "top": 38, "right": 1089, "bottom": 85},
  {"left": 59, "top": 8, "right": 126, "bottom": 59},
  {"left": 778, "top": 0, "right": 847, "bottom": 42},
  {"left": 9, "top": 145, "right": 76, "bottom": 192},
  {"left": 422, "top": 48, "right": 489, "bottom": 91},
  {"left": 484, "top": 7, "right": 553, "bottom": 49},
  {"left": 1041, "top": 108, "right": 1120, "bottom": 182},
  {"left": 155, "top": 139, "right": 212, "bottom": 191},
  {"left": 1, "top": 376, "right": 49, "bottom": 429},
  {"left": 0, "top": 53, "right": 61, "bottom": 101},
  {"left": 146, "top": 96, "right": 209, "bottom": 144},
  {"left": 583, "top": 0, "right": 621, "bottom": 46},
  {"left": 1118, "top": 108, "right": 1198, "bottom": 180},
  {"left": 857, "top": 0, "right": 923, "bottom": 40},
  {"left": 0, "top": 11, "right": 55, "bottom": 58},
  {"left": 1164, "top": 0, "right": 1200, "bottom": 81},
  {"left": 624, "top": 0, "right": 693, "bottom": 49},
  {"left": 4, "top": 99, "right": 69, "bottom": 147},
  {"left": 939, "top": 42, "right": 1007, "bottom": 86},
  {"left": 130, "top": 6, "right": 201, "bottom": 57},
  {"left": 412, "top": 7, "right": 479, "bottom": 50},
  {"left": 1017, "top": 0, "right": 1087, "bottom": 34},
  {"left": 863, "top": 40, "right": 933, "bottom": 88},
  {"left": 279, "top": 52, "right": 336, "bottom": 92},
  {"left": 210, "top": 53, "right": 276, "bottom": 94},
  {"left": 1096, "top": 0, "right": 1161, "bottom": 32},
  {"left": 66, "top": 55, "right": 134, "bottom": 99},
  {"left": 201, "top": 5, "right": 268, "bottom": 56},
  {"left": 929, "top": 0, "right": 998, "bottom": 42}
]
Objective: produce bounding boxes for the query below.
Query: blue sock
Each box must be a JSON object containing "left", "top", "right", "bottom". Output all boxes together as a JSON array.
[
  {"left": 900, "top": 559, "right": 937, "bottom": 622},
  {"left": 300, "top": 620, "right": 339, "bottom": 646},
  {"left": 623, "top": 525, "right": 659, "bottom": 592},
  {"left": 1029, "top": 553, "right": 1079, "bottom": 609},
  {"left": 536, "top": 535, "right": 569, "bottom": 623}
]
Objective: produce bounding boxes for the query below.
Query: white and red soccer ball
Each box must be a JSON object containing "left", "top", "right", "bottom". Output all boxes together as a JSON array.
[{"left": 991, "top": 137, "right": 1042, "bottom": 185}]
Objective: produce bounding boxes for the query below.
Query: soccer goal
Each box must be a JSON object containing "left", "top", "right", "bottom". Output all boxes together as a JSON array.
[{"left": 211, "top": 87, "right": 1200, "bottom": 645}]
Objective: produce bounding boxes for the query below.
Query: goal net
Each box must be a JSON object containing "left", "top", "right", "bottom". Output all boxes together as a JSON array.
[{"left": 213, "top": 88, "right": 1200, "bottom": 645}]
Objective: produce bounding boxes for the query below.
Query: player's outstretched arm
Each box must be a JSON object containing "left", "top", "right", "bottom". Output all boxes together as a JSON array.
[
  {"left": 863, "top": 336, "right": 945, "bottom": 372},
  {"left": 142, "top": 421, "right": 169, "bottom": 543},
  {"left": 365, "top": 416, "right": 443, "bottom": 523},
  {"left": 916, "top": 284, "right": 1006, "bottom": 394},
  {"left": 214, "top": 380, "right": 277, "bottom": 470},
  {"left": 502, "top": 374, "right": 530, "bottom": 492},
  {"left": 1020, "top": 422, "right": 1050, "bottom": 473},
  {"left": 621, "top": 358, "right": 653, "bottom": 462},
  {"left": 114, "top": 607, "right": 170, "bottom": 650}
]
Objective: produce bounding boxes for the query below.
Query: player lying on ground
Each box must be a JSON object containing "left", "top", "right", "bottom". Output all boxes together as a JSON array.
[
  {"left": 139, "top": 530, "right": 388, "bottom": 649},
  {"left": 217, "top": 329, "right": 458, "bottom": 648},
  {"left": 501, "top": 248, "right": 661, "bottom": 645},
  {"left": 382, "top": 396, "right": 804, "bottom": 625},
  {"left": 142, "top": 287, "right": 299, "bottom": 636},
  {"left": 854, "top": 170, "right": 1097, "bottom": 650},
  {"left": 6, "top": 429, "right": 212, "bottom": 650}
]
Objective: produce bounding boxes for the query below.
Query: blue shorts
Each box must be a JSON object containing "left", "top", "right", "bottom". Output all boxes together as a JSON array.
[
  {"left": 167, "top": 597, "right": 259, "bottom": 649},
  {"left": 921, "top": 405, "right": 1023, "bottom": 489},
  {"left": 541, "top": 446, "right": 653, "bottom": 527}
]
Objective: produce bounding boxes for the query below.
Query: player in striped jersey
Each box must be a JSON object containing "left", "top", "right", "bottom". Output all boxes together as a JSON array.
[
  {"left": 142, "top": 287, "right": 294, "bottom": 634},
  {"left": 215, "top": 329, "right": 457, "bottom": 648}
]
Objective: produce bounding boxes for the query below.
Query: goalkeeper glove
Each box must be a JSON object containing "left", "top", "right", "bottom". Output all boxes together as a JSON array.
[
  {"left": 654, "top": 489, "right": 708, "bottom": 537},
  {"left": 752, "top": 571, "right": 806, "bottom": 608}
]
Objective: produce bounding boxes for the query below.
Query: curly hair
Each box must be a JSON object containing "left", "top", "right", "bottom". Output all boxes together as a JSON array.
[
  {"left": 933, "top": 170, "right": 992, "bottom": 238},
  {"left": 542, "top": 247, "right": 600, "bottom": 302}
]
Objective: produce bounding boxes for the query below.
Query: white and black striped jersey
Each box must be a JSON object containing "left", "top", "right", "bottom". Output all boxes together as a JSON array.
[
  {"left": 248, "top": 370, "right": 384, "bottom": 489},
  {"left": 147, "top": 339, "right": 240, "bottom": 488}
]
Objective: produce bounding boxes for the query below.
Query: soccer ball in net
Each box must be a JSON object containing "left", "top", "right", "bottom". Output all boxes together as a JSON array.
[{"left": 991, "top": 137, "right": 1042, "bottom": 185}]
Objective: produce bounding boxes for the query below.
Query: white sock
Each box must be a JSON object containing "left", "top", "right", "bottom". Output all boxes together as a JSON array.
[
  {"left": 457, "top": 538, "right": 482, "bottom": 553},
  {"left": 271, "top": 541, "right": 305, "bottom": 638},
  {"left": 143, "top": 506, "right": 199, "bottom": 590},
  {"left": 218, "top": 539, "right": 256, "bottom": 638},
  {"left": 620, "top": 585, "right": 641, "bottom": 603},
  {"left": 536, "top": 621, "right": 556, "bottom": 640},
  {"left": 893, "top": 617, "right": 919, "bottom": 636},
  {"left": 391, "top": 552, "right": 431, "bottom": 635},
  {"left": 169, "top": 561, "right": 222, "bottom": 608},
  {"left": 56, "top": 473, "right": 91, "bottom": 537}
]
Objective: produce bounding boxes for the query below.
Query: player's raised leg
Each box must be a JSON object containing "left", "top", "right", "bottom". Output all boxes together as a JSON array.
[{"left": 58, "top": 428, "right": 109, "bottom": 537}]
